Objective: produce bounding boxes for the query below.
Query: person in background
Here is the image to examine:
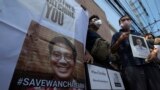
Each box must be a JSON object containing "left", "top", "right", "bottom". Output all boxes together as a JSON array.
[
  {"left": 143, "top": 33, "right": 160, "bottom": 90},
  {"left": 144, "top": 33, "right": 159, "bottom": 62},
  {"left": 111, "top": 15, "right": 160, "bottom": 90},
  {"left": 85, "top": 15, "right": 111, "bottom": 67},
  {"left": 144, "top": 33, "right": 160, "bottom": 63},
  {"left": 146, "top": 33, "right": 160, "bottom": 61},
  {"left": 85, "top": 15, "right": 102, "bottom": 55},
  {"left": 85, "top": 15, "right": 102, "bottom": 64},
  {"left": 144, "top": 33, "right": 160, "bottom": 45}
]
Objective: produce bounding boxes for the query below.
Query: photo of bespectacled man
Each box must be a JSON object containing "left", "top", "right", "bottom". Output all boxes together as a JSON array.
[
  {"left": 129, "top": 34, "right": 150, "bottom": 59},
  {"left": 133, "top": 36, "right": 147, "bottom": 49},
  {"left": 9, "top": 21, "right": 85, "bottom": 90}
]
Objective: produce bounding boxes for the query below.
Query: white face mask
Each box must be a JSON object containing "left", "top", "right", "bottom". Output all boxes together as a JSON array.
[
  {"left": 94, "top": 20, "right": 102, "bottom": 28},
  {"left": 120, "top": 19, "right": 131, "bottom": 28}
]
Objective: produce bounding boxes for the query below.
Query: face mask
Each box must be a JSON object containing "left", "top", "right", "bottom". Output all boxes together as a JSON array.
[
  {"left": 93, "top": 20, "right": 102, "bottom": 28},
  {"left": 120, "top": 21, "right": 131, "bottom": 29},
  {"left": 120, "top": 23, "right": 124, "bottom": 27}
]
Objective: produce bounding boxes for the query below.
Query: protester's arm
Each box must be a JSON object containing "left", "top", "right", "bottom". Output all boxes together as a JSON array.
[
  {"left": 111, "top": 32, "right": 130, "bottom": 53},
  {"left": 145, "top": 48, "right": 158, "bottom": 63},
  {"left": 148, "top": 38, "right": 160, "bottom": 45},
  {"left": 109, "top": 53, "right": 120, "bottom": 70},
  {"left": 84, "top": 50, "right": 94, "bottom": 64},
  {"left": 154, "top": 38, "right": 160, "bottom": 45}
]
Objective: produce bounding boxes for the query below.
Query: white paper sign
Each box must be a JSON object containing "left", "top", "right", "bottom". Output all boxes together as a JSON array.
[
  {"left": 129, "top": 34, "right": 150, "bottom": 58},
  {"left": 87, "top": 64, "right": 111, "bottom": 90},
  {"left": 107, "top": 69, "right": 125, "bottom": 90}
]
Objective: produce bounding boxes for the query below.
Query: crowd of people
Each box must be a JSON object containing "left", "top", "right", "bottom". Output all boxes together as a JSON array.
[
  {"left": 45, "top": 14, "right": 160, "bottom": 90},
  {"left": 31, "top": 13, "right": 160, "bottom": 90},
  {"left": 84, "top": 15, "right": 160, "bottom": 90},
  {"left": 43, "top": 6, "right": 160, "bottom": 89}
]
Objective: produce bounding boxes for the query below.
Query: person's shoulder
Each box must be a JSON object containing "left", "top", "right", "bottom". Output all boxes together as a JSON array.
[
  {"left": 88, "top": 30, "right": 99, "bottom": 35},
  {"left": 111, "top": 32, "right": 120, "bottom": 41},
  {"left": 87, "top": 30, "right": 100, "bottom": 38},
  {"left": 130, "top": 30, "right": 142, "bottom": 35},
  {"left": 111, "top": 31, "right": 122, "bottom": 41},
  {"left": 114, "top": 32, "right": 120, "bottom": 35},
  {"left": 112, "top": 32, "right": 121, "bottom": 37}
]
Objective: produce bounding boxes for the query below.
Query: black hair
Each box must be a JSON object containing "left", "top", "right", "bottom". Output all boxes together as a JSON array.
[
  {"left": 48, "top": 36, "right": 77, "bottom": 62},
  {"left": 89, "top": 15, "right": 100, "bottom": 22},
  {"left": 144, "top": 33, "right": 155, "bottom": 39},
  {"left": 119, "top": 15, "right": 130, "bottom": 25}
]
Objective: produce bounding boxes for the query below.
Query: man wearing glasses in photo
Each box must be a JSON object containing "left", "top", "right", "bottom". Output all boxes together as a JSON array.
[
  {"left": 48, "top": 36, "right": 77, "bottom": 81},
  {"left": 27, "top": 36, "right": 82, "bottom": 90}
]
